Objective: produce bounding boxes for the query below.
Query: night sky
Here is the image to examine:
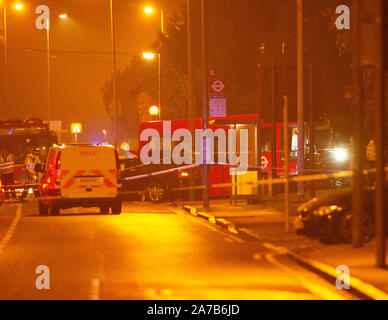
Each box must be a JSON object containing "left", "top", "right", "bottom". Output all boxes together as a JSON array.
[
  {"left": 1, "top": 0, "right": 353, "bottom": 143},
  {"left": 0, "top": 0, "right": 180, "bottom": 142}
]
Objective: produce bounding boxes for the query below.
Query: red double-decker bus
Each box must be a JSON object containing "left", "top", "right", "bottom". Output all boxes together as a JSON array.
[
  {"left": 138, "top": 114, "right": 299, "bottom": 197},
  {"left": 0, "top": 119, "right": 57, "bottom": 184}
]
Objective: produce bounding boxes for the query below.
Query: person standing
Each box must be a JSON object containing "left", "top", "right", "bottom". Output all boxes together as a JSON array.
[
  {"left": 366, "top": 138, "right": 376, "bottom": 165},
  {"left": 0, "top": 148, "right": 17, "bottom": 201},
  {"left": 20, "top": 147, "right": 42, "bottom": 202},
  {"left": 366, "top": 138, "right": 376, "bottom": 186}
]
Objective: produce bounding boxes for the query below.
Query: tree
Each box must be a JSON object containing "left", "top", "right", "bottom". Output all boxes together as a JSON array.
[{"left": 102, "top": 0, "right": 354, "bottom": 141}]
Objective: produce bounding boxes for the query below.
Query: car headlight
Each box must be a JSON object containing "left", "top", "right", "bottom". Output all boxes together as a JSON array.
[{"left": 332, "top": 148, "right": 349, "bottom": 162}]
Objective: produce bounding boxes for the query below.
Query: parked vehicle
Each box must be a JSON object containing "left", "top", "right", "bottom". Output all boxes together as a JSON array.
[
  {"left": 138, "top": 115, "right": 299, "bottom": 198},
  {"left": 0, "top": 179, "right": 4, "bottom": 204},
  {"left": 294, "top": 190, "right": 352, "bottom": 238},
  {"left": 295, "top": 187, "right": 388, "bottom": 244},
  {"left": 0, "top": 119, "right": 57, "bottom": 185},
  {"left": 39, "top": 144, "right": 122, "bottom": 215},
  {"left": 119, "top": 153, "right": 140, "bottom": 171},
  {"left": 121, "top": 163, "right": 200, "bottom": 203}
]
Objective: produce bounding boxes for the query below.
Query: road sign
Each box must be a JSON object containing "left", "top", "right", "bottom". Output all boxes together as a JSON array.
[
  {"left": 210, "top": 80, "right": 226, "bottom": 95},
  {"left": 71, "top": 123, "right": 82, "bottom": 134},
  {"left": 210, "top": 97, "right": 226, "bottom": 117},
  {"left": 261, "top": 155, "right": 269, "bottom": 168}
]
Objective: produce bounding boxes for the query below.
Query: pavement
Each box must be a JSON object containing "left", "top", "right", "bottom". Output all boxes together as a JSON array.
[
  {"left": 0, "top": 199, "right": 363, "bottom": 300},
  {"left": 178, "top": 194, "right": 388, "bottom": 300}
]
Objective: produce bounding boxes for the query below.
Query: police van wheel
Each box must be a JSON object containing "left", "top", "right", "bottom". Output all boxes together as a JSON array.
[
  {"left": 49, "top": 203, "right": 60, "bottom": 216},
  {"left": 112, "top": 202, "right": 122, "bottom": 215},
  {"left": 100, "top": 205, "right": 110, "bottom": 215},
  {"left": 39, "top": 201, "right": 49, "bottom": 216}
]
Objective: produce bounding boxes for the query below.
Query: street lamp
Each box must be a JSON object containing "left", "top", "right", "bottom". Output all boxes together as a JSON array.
[
  {"left": 109, "top": 0, "right": 119, "bottom": 149},
  {"left": 143, "top": 5, "right": 164, "bottom": 34},
  {"left": 142, "top": 51, "right": 161, "bottom": 119},
  {"left": 149, "top": 105, "right": 160, "bottom": 117},
  {"left": 144, "top": 6, "right": 153, "bottom": 14},
  {"left": 14, "top": 3, "right": 23, "bottom": 10},
  {"left": 2, "top": 1, "right": 24, "bottom": 110},
  {"left": 108, "top": 3, "right": 165, "bottom": 149},
  {"left": 142, "top": 51, "right": 156, "bottom": 60},
  {"left": 46, "top": 12, "right": 67, "bottom": 131}
]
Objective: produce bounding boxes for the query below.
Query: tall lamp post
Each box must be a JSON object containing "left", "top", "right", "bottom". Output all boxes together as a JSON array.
[
  {"left": 46, "top": 10, "right": 50, "bottom": 129},
  {"left": 297, "top": 0, "right": 305, "bottom": 197},
  {"left": 2, "top": 2, "right": 24, "bottom": 111},
  {"left": 201, "top": 0, "right": 209, "bottom": 208},
  {"left": 144, "top": 6, "right": 164, "bottom": 34},
  {"left": 109, "top": 0, "right": 119, "bottom": 149},
  {"left": 46, "top": 11, "right": 68, "bottom": 130}
]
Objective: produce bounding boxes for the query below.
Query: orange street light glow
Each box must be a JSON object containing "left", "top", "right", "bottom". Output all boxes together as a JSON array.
[
  {"left": 149, "top": 106, "right": 159, "bottom": 116},
  {"left": 142, "top": 52, "right": 156, "bottom": 60},
  {"left": 14, "top": 3, "right": 23, "bottom": 10},
  {"left": 144, "top": 7, "right": 153, "bottom": 14},
  {"left": 59, "top": 13, "right": 68, "bottom": 19}
]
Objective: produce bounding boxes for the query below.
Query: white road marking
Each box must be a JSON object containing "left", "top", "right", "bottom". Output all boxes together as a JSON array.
[
  {"left": 261, "top": 242, "right": 347, "bottom": 299},
  {"left": 0, "top": 204, "right": 22, "bottom": 255},
  {"left": 171, "top": 207, "right": 244, "bottom": 243},
  {"left": 239, "top": 227, "right": 261, "bottom": 240},
  {"left": 90, "top": 278, "right": 100, "bottom": 300},
  {"left": 263, "top": 252, "right": 346, "bottom": 300}
]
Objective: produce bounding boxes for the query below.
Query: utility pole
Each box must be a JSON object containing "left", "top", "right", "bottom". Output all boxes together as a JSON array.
[
  {"left": 109, "top": 0, "right": 119, "bottom": 149},
  {"left": 352, "top": 0, "right": 363, "bottom": 248},
  {"left": 271, "top": 42, "right": 277, "bottom": 195},
  {"left": 297, "top": 0, "right": 305, "bottom": 197},
  {"left": 187, "top": 0, "right": 195, "bottom": 200},
  {"left": 283, "top": 95, "right": 290, "bottom": 232},
  {"left": 3, "top": 6, "right": 8, "bottom": 111},
  {"left": 201, "top": 0, "right": 209, "bottom": 209},
  {"left": 46, "top": 19, "right": 51, "bottom": 130},
  {"left": 375, "top": 0, "right": 386, "bottom": 268},
  {"left": 309, "top": 64, "right": 315, "bottom": 198}
]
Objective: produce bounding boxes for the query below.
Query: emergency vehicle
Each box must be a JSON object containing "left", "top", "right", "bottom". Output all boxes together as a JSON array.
[
  {"left": 0, "top": 118, "right": 57, "bottom": 183},
  {"left": 138, "top": 114, "right": 299, "bottom": 198},
  {"left": 39, "top": 144, "right": 122, "bottom": 215}
]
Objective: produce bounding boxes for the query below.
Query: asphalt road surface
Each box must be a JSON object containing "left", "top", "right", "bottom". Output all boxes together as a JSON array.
[{"left": 0, "top": 201, "right": 358, "bottom": 300}]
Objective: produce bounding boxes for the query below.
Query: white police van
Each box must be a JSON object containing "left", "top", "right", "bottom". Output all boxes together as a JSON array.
[{"left": 39, "top": 144, "right": 122, "bottom": 215}]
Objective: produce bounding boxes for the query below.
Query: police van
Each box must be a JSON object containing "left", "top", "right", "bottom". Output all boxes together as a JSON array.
[{"left": 39, "top": 144, "right": 122, "bottom": 215}]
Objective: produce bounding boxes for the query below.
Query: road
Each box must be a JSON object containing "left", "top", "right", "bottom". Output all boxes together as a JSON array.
[{"left": 0, "top": 200, "right": 357, "bottom": 300}]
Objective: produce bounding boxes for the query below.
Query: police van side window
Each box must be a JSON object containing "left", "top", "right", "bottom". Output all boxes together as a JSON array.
[{"left": 46, "top": 149, "right": 56, "bottom": 170}]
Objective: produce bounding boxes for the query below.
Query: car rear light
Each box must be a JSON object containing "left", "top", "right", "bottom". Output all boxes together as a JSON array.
[
  {"left": 178, "top": 170, "right": 189, "bottom": 178},
  {"left": 41, "top": 174, "right": 55, "bottom": 190}
]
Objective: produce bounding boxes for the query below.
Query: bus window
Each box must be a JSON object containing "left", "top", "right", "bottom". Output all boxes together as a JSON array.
[
  {"left": 260, "top": 126, "right": 272, "bottom": 154},
  {"left": 280, "top": 126, "right": 298, "bottom": 162}
]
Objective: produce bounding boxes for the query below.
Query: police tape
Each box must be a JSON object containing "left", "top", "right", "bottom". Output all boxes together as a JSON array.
[
  {"left": 0, "top": 183, "right": 40, "bottom": 189},
  {"left": 171, "top": 166, "right": 387, "bottom": 191},
  {"left": 122, "top": 163, "right": 202, "bottom": 181},
  {"left": 1, "top": 165, "right": 387, "bottom": 203}
]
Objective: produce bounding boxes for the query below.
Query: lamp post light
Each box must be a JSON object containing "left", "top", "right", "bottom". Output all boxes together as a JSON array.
[
  {"left": 14, "top": 2, "right": 23, "bottom": 10},
  {"left": 142, "top": 51, "right": 161, "bottom": 119},
  {"left": 144, "top": 5, "right": 164, "bottom": 34},
  {"left": 2, "top": 2, "right": 24, "bottom": 110},
  {"left": 149, "top": 105, "right": 160, "bottom": 119},
  {"left": 109, "top": 0, "right": 119, "bottom": 149},
  {"left": 47, "top": 11, "right": 68, "bottom": 131}
]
